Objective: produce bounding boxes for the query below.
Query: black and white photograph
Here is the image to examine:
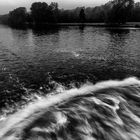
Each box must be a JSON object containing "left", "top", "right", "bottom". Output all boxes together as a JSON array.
[{"left": 0, "top": 0, "right": 140, "bottom": 139}]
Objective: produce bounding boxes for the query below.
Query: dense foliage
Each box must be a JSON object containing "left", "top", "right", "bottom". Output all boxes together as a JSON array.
[
  {"left": 0, "top": 0, "right": 140, "bottom": 27},
  {"left": 79, "top": 8, "right": 86, "bottom": 23},
  {"left": 8, "top": 7, "right": 27, "bottom": 26},
  {"left": 106, "top": 0, "right": 134, "bottom": 24},
  {"left": 30, "top": 2, "right": 58, "bottom": 24}
]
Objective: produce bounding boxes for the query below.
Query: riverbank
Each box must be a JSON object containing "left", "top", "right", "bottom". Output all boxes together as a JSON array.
[
  {"left": 26, "top": 22, "right": 140, "bottom": 29},
  {"left": 1, "top": 22, "right": 140, "bottom": 29},
  {"left": 56, "top": 22, "right": 140, "bottom": 28}
]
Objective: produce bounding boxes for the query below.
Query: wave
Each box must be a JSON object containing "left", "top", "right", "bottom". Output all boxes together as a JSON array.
[{"left": 1, "top": 77, "right": 140, "bottom": 140}]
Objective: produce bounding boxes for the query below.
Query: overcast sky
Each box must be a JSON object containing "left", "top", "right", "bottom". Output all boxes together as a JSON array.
[{"left": 0, "top": 0, "right": 140, "bottom": 14}]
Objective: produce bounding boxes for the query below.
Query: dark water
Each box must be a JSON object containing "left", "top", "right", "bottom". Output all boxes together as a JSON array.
[{"left": 0, "top": 25, "right": 140, "bottom": 108}]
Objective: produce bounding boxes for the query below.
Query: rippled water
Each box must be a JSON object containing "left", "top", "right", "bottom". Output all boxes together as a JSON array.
[
  {"left": 1, "top": 26, "right": 140, "bottom": 83},
  {"left": 1, "top": 25, "right": 140, "bottom": 139},
  {"left": 0, "top": 25, "right": 140, "bottom": 105}
]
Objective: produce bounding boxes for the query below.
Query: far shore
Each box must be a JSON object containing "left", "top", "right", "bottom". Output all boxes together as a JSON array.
[
  {"left": 1, "top": 22, "right": 140, "bottom": 28},
  {"left": 26, "top": 22, "right": 140, "bottom": 28},
  {"left": 57, "top": 22, "right": 140, "bottom": 28}
]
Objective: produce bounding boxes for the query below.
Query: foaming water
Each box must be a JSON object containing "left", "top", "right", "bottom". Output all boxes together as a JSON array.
[{"left": 1, "top": 77, "right": 140, "bottom": 140}]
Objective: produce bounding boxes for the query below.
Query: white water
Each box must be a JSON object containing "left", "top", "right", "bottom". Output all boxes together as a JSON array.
[{"left": 1, "top": 77, "right": 140, "bottom": 140}]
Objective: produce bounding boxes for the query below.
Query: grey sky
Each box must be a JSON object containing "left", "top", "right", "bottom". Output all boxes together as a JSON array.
[{"left": 0, "top": 0, "right": 140, "bottom": 14}]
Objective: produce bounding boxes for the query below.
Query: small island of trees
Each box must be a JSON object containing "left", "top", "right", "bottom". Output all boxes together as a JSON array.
[{"left": 0, "top": 0, "right": 140, "bottom": 27}]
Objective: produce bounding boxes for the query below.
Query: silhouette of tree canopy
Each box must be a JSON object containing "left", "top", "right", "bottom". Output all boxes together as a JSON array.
[
  {"left": 49, "top": 2, "right": 59, "bottom": 22},
  {"left": 30, "top": 2, "right": 58, "bottom": 24},
  {"left": 1, "top": 0, "right": 140, "bottom": 27},
  {"left": 79, "top": 8, "right": 86, "bottom": 23},
  {"left": 106, "top": 0, "right": 134, "bottom": 24},
  {"left": 8, "top": 7, "right": 27, "bottom": 26},
  {"left": 130, "top": 2, "right": 140, "bottom": 21},
  {"left": 87, "top": 6, "right": 105, "bottom": 22}
]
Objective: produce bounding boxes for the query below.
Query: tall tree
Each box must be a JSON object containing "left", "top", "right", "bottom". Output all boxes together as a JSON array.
[
  {"left": 131, "top": 2, "right": 140, "bottom": 21},
  {"left": 79, "top": 8, "right": 86, "bottom": 23},
  {"left": 30, "top": 2, "right": 59, "bottom": 24},
  {"left": 49, "top": 2, "right": 59, "bottom": 22},
  {"left": 106, "top": 0, "right": 134, "bottom": 24},
  {"left": 9, "top": 7, "right": 27, "bottom": 26},
  {"left": 30, "top": 2, "right": 49, "bottom": 24}
]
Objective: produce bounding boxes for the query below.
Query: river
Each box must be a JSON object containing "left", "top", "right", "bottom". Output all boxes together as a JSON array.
[{"left": 1, "top": 25, "right": 140, "bottom": 140}]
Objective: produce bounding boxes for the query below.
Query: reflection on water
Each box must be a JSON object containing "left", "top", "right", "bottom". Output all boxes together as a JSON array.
[{"left": 0, "top": 25, "right": 140, "bottom": 108}]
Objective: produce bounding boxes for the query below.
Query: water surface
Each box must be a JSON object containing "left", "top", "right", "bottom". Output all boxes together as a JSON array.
[{"left": 0, "top": 25, "right": 140, "bottom": 108}]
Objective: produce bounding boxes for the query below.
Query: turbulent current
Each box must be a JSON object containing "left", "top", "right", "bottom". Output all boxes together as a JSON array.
[{"left": 1, "top": 77, "right": 140, "bottom": 140}]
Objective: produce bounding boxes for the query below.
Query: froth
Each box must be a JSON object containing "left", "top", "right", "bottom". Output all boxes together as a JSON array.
[{"left": 1, "top": 77, "right": 140, "bottom": 140}]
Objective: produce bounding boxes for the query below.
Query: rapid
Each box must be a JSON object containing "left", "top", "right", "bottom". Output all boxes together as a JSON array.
[{"left": 1, "top": 77, "right": 140, "bottom": 140}]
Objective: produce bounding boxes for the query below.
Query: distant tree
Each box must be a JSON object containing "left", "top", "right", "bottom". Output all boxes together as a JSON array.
[
  {"left": 130, "top": 2, "right": 140, "bottom": 21},
  {"left": 106, "top": 0, "right": 134, "bottom": 24},
  {"left": 0, "top": 14, "right": 9, "bottom": 25},
  {"left": 49, "top": 2, "right": 59, "bottom": 22},
  {"left": 30, "top": 2, "right": 59, "bottom": 24},
  {"left": 8, "top": 7, "right": 27, "bottom": 26},
  {"left": 49, "top": 2, "right": 58, "bottom": 11},
  {"left": 2, "top": 0, "right": 140, "bottom": 27},
  {"left": 31, "top": 2, "right": 49, "bottom": 24},
  {"left": 79, "top": 8, "right": 86, "bottom": 23},
  {"left": 90, "top": 6, "right": 105, "bottom": 22}
]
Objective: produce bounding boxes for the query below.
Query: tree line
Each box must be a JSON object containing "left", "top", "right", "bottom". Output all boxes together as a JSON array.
[{"left": 0, "top": 0, "right": 140, "bottom": 27}]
